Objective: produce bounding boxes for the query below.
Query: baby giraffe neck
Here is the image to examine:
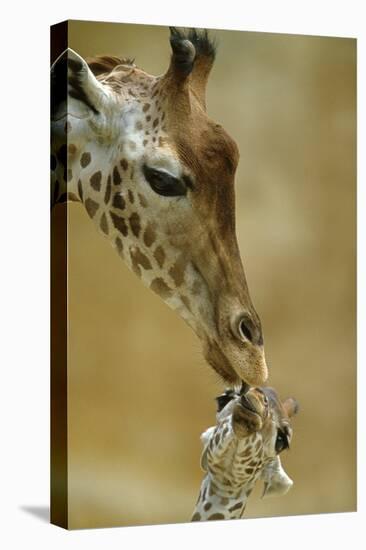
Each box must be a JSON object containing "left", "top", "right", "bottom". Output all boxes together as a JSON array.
[{"left": 191, "top": 474, "right": 253, "bottom": 521}]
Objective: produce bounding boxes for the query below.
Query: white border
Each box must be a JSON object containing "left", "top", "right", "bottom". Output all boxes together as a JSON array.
[{"left": 1, "top": 1, "right": 363, "bottom": 549}]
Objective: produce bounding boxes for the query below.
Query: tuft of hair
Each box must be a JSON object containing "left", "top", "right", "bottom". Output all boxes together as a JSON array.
[
  {"left": 289, "top": 398, "right": 300, "bottom": 415},
  {"left": 169, "top": 27, "right": 217, "bottom": 60},
  {"left": 87, "top": 55, "right": 135, "bottom": 77}
]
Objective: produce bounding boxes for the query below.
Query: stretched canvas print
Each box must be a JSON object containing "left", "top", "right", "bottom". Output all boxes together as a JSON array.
[{"left": 51, "top": 20, "right": 356, "bottom": 529}]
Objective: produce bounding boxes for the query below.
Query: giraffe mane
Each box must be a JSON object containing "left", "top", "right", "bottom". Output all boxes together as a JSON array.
[{"left": 86, "top": 55, "right": 135, "bottom": 77}]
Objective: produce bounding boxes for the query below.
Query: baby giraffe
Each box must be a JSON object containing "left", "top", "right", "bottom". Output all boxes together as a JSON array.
[{"left": 192, "top": 384, "right": 299, "bottom": 521}]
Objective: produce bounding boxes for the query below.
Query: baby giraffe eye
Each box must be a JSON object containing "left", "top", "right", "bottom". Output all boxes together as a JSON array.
[
  {"left": 143, "top": 165, "right": 188, "bottom": 197},
  {"left": 275, "top": 430, "right": 289, "bottom": 454}
]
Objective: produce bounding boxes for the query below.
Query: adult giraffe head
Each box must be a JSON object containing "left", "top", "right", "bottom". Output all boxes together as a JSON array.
[{"left": 51, "top": 27, "right": 268, "bottom": 386}]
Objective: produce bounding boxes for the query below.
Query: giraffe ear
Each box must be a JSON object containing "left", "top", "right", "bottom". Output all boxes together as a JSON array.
[
  {"left": 260, "top": 456, "right": 294, "bottom": 499},
  {"left": 51, "top": 48, "right": 106, "bottom": 119},
  {"left": 215, "top": 389, "right": 235, "bottom": 413},
  {"left": 199, "top": 426, "right": 215, "bottom": 471}
]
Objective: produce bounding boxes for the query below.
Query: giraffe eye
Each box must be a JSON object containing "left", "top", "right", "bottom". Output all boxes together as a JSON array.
[
  {"left": 275, "top": 430, "right": 289, "bottom": 454},
  {"left": 143, "top": 165, "right": 187, "bottom": 197}
]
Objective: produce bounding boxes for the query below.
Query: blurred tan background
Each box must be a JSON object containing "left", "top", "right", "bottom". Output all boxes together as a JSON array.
[{"left": 62, "top": 21, "right": 356, "bottom": 528}]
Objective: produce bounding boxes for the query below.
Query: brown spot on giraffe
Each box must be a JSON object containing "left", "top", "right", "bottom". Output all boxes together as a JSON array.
[
  {"left": 150, "top": 278, "right": 172, "bottom": 299},
  {"left": 90, "top": 171, "right": 102, "bottom": 191},
  {"left": 120, "top": 158, "right": 128, "bottom": 171},
  {"left": 191, "top": 513, "right": 201, "bottom": 522},
  {"left": 207, "top": 513, "right": 225, "bottom": 521},
  {"left": 143, "top": 103, "right": 150, "bottom": 112},
  {"left": 115, "top": 237, "right": 124, "bottom": 255},
  {"left": 128, "top": 190, "right": 135, "bottom": 204},
  {"left": 77, "top": 179, "right": 83, "bottom": 202},
  {"left": 110, "top": 212, "right": 128, "bottom": 236},
  {"left": 129, "top": 212, "right": 141, "bottom": 238},
  {"left": 143, "top": 223, "right": 156, "bottom": 247},
  {"left": 168, "top": 255, "right": 186, "bottom": 287},
  {"left": 85, "top": 198, "right": 99, "bottom": 218},
  {"left": 113, "top": 166, "right": 122, "bottom": 185},
  {"left": 228, "top": 501, "right": 244, "bottom": 513},
  {"left": 112, "top": 193, "right": 126, "bottom": 210},
  {"left": 104, "top": 175, "right": 112, "bottom": 204},
  {"left": 208, "top": 483, "right": 216, "bottom": 497},
  {"left": 66, "top": 192, "right": 79, "bottom": 201},
  {"left": 80, "top": 152, "right": 91, "bottom": 168},
  {"left": 203, "top": 502, "right": 212, "bottom": 512},
  {"left": 130, "top": 246, "right": 152, "bottom": 275},
  {"left": 100, "top": 213, "right": 109, "bottom": 235}
]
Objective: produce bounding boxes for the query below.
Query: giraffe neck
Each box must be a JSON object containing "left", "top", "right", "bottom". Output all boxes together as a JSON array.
[
  {"left": 191, "top": 474, "right": 254, "bottom": 521},
  {"left": 191, "top": 414, "right": 266, "bottom": 522},
  {"left": 51, "top": 131, "right": 206, "bottom": 332}
]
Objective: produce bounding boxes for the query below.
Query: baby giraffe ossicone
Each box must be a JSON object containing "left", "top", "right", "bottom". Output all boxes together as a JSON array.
[{"left": 192, "top": 385, "right": 299, "bottom": 521}]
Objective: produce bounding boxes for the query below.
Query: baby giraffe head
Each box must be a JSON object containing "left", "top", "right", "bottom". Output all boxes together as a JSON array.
[
  {"left": 199, "top": 384, "right": 299, "bottom": 507},
  {"left": 215, "top": 384, "right": 298, "bottom": 496}
]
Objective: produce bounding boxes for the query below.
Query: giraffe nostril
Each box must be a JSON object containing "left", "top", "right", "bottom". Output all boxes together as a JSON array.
[
  {"left": 237, "top": 316, "right": 254, "bottom": 343},
  {"left": 232, "top": 313, "right": 263, "bottom": 347}
]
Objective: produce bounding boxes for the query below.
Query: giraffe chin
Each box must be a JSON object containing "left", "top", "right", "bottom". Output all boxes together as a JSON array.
[
  {"left": 203, "top": 339, "right": 268, "bottom": 387},
  {"left": 237, "top": 359, "right": 269, "bottom": 388}
]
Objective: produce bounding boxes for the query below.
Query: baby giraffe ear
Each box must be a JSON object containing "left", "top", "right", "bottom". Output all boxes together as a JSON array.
[
  {"left": 215, "top": 389, "right": 235, "bottom": 413},
  {"left": 260, "top": 456, "right": 294, "bottom": 499},
  {"left": 199, "top": 426, "right": 215, "bottom": 471},
  {"left": 282, "top": 397, "right": 300, "bottom": 418}
]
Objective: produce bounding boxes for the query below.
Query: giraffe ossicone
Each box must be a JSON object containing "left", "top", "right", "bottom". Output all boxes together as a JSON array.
[
  {"left": 191, "top": 385, "right": 299, "bottom": 521},
  {"left": 51, "top": 28, "right": 268, "bottom": 386}
]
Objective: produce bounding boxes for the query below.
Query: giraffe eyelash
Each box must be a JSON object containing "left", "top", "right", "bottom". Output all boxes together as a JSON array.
[{"left": 143, "top": 164, "right": 189, "bottom": 197}]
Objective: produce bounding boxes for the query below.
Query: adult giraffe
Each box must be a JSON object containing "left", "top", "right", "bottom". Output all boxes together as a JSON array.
[{"left": 51, "top": 27, "right": 268, "bottom": 386}]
